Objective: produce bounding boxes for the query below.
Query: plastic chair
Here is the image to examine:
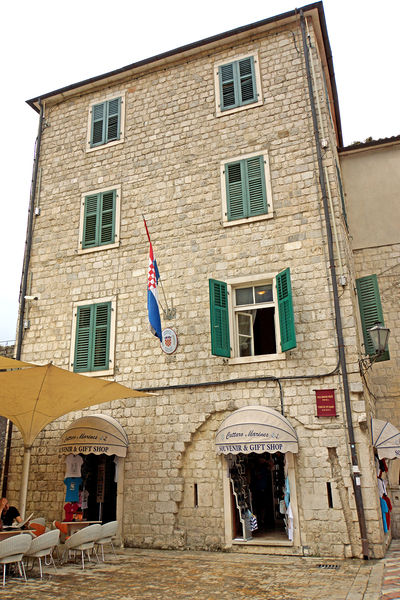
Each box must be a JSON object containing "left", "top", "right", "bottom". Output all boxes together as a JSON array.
[
  {"left": 0, "top": 534, "right": 32, "bottom": 586},
  {"left": 62, "top": 524, "right": 102, "bottom": 569},
  {"left": 31, "top": 518, "right": 46, "bottom": 526},
  {"left": 24, "top": 529, "right": 60, "bottom": 579},
  {"left": 95, "top": 521, "right": 118, "bottom": 561}
]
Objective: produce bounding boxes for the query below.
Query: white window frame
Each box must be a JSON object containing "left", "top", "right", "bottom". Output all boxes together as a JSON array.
[
  {"left": 69, "top": 296, "right": 116, "bottom": 376},
  {"left": 78, "top": 184, "right": 121, "bottom": 254},
  {"left": 220, "top": 149, "right": 274, "bottom": 227},
  {"left": 214, "top": 52, "right": 263, "bottom": 118},
  {"left": 86, "top": 92, "right": 126, "bottom": 153},
  {"left": 227, "top": 273, "right": 285, "bottom": 364}
]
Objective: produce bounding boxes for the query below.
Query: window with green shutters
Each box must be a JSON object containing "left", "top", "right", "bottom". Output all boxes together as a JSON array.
[
  {"left": 356, "top": 274, "right": 389, "bottom": 362},
  {"left": 225, "top": 156, "right": 268, "bottom": 221},
  {"left": 209, "top": 269, "right": 296, "bottom": 359},
  {"left": 209, "top": 279, "right": 230, "bottom": 357},
  {"left": 82, "top": 190, "right": 116, "bottom": 249},
  {"left": 276, "top": 268, "right": 296, "bottom": 352},
  {"left": 218, "top": 56, "right": 257, "bottom": 111},
  {"left": 90, "top": 97, "right": 121, "bottom": 147},
  {"left": 74, "top": 302, "right": 112, "bottom": 372}
]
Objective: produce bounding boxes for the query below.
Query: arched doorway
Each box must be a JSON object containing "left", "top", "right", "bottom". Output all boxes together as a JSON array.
[
  {"left": 216, "top": 406, "right": 299, "bottom": 544},
  {"left": 59, "top": 414, "right": 128, "bottom": 522}
]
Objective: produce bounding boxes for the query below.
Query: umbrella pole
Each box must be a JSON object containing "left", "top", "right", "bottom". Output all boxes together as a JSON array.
[{"left": 19, "top": 446, "right": 32, "bottom": 519}]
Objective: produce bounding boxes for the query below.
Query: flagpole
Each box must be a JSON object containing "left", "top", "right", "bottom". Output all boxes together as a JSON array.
[{"left": 143, "top": 216, "right": 171, "bottom": 316}]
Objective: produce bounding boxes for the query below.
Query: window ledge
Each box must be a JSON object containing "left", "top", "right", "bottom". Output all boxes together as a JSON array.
[
  {"left": 216, "top": 99, "right": 263, "bottom": 118},
  {"left": 86, "top": 138, "right": 124, "bottom": 153},
  {"left": 228, "top": 353, "right": 286, "bottom": 365},
  {"left": 223, "top": 212, "right": 274, "bottom": 227},
  {"left": 78, "top": 242, "right": 120, "bottom": 255},
  {"left": 70, "top": 368, "right": 114, "bottom": 377}
]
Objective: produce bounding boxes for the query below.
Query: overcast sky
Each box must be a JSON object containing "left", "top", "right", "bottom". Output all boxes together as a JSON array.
[{"left": 1, "top": 0, "right": 399, "bottom": 343}]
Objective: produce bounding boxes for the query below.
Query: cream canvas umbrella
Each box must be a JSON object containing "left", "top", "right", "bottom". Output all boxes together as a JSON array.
[
  {"left": 372, "top": 418, "right": 400, "bottom": 460},
  {"left": 0, "top": 362, "right": 149, "bottom": 516},
  {"left": 0, "top": 356, "right": 36, "bottom": 369}
]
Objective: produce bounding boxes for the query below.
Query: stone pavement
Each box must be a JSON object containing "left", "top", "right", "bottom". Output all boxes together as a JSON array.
[
  {"left": 0, "top": 544, "right": 397, "bottom": 600},
  {"left": 382, "top": 539, "right": 400, "bottom": 600}
]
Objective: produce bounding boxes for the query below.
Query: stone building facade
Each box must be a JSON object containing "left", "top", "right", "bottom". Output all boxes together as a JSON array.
[
  {"left": 6, "top": 3, "right": 396, "bottom": 559},
  {"left": 340, "top": 136, "right": 400, "bottom": 536}
]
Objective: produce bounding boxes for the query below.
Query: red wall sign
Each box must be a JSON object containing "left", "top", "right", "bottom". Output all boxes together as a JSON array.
[{"left": 315, "top": 389, "right": 337, "bottom": 417}]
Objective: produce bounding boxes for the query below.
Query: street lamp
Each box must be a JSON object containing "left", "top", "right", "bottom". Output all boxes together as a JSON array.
[{"left": 360, "top": 322, "right": 390, "bottom": 373}]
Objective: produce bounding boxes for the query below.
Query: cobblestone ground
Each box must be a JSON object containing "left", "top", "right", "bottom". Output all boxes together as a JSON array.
[
  {"left": 0, "top": 548, "right": 384, "bottom": 600},
  {"left": 382, "top": 539, "right": 400, "bottom": 600}
]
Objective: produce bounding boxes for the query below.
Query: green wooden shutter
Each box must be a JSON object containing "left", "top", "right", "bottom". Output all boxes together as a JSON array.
[
  {"left": 276, "top": 268, "right": 296, "bottom": 352},
  {"left": 219, "top": 62, "right": 237, "bottom": 110},
  {"left": 106, "top": 98, "right": 121, "bottom": 142},
  {"left": 83, "top": 194, "right": 100, "bottom": 248},
  {"left": 356, "top": 275, "right": 389, "bottom": 361},
  {"left": 92, "top": 303, "right": 111, "bottom": 370},
  {"left": 245, "top": 156, "right": 267, "bottom": 216},
  {"left": 238, "top": 56, "right": 256, "bottom": 105},
  {"left": 74, "top": 303, "right": 111, "bottom": 372},
  {"left": 74, "top": 306, "right": 92, "bottom": 372},
  {"left": 91, "top": 102, "right": 106, "bottom": 147},
  {"left": 226, "top": 161, "right": 246, "bottom": 220},
  {"left": 209, "top": 279, "right": 230, "bottom": 357},
  {"left": 100, "top": 190, "right": 116, "bottom": 245}
]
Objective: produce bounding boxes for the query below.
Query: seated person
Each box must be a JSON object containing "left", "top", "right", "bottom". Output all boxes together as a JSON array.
[{"left": 0, "top": 497, "right": 22, "bottom": 526}]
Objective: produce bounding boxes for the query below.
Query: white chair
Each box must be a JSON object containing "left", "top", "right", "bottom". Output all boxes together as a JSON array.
[
  {"left": 24, "top": 529, "right": 60, "bottom": 579},
  {"left": 62, "top": 524, "right": 102, "bottom": 569},
  {"left": 95, "top": 521, "right": 118, "bottom": 561},
  {"left": 0, "top": 534, "right": 32, "bottom": 586},
  {"left": 30, "top": 517, "right": 46, "bottom": 526}
]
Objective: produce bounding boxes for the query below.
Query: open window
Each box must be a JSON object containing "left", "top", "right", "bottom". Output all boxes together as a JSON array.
[{"left": 209, "top": 269, "right": 296, "bottom": 361}]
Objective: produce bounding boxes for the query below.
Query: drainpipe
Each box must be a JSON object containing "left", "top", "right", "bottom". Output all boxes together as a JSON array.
[
  {"left": 299, "top": 13, "right": 369, "bottom": 559},
  {"left": 1, "top": 101, "right": 44, "bottom": 506}
]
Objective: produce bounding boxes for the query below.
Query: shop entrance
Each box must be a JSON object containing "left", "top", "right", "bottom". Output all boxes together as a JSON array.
[
  {"left": 81, "top": 454, "right": 117, "bottom": 523},
  {"left": 229, "top": 452, "right": 288, "bottom": 540}
]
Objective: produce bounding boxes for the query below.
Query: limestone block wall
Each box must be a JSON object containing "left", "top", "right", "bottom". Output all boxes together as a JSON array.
[
  {"left": 7, "top": 18, "right": 386, "bottom": 558},
  {"left": 353, "top": 244, "right": 400, "bottom": 538}
]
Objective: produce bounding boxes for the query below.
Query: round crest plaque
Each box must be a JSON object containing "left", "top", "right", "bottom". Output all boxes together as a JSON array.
[{"left": 161, "top": 328, "right": 178, "bottom": 354}]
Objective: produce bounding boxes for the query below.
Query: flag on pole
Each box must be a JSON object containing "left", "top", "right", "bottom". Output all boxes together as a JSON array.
[{"left": 144, "top": 218, "right": 162, "bottom": 341}]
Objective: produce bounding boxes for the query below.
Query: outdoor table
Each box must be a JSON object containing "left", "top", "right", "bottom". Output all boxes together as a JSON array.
[
  {"left": 62, "top": 520, "right": 101, "bottom": 537},
  {"left": 0, "top": 529, "right": 34, "bottom": 540}
]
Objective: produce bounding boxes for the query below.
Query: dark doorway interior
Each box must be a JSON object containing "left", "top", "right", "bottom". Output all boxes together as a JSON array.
[
  {"left": 229, "top": 452, "right": 286, "bottom": 539},
  {"left": 81, "top": 453, "right": 117, "bottom": 523}
]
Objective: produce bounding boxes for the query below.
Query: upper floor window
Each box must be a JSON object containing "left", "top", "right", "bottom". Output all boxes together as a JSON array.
[
  {"left": 70, "top": 298, "right": 116, "bottom": 375},
  {"left": 215, "top": 54, "right": 263, "bottom": 117},
  {"left": 87, "top": 95, "right": 125, "bottom": 151},
  {"left": 209, "top": 269, "right": 296, "bottom": 362},
  {"left": 221, "top": 151, "right": 273, "bottom": 226},
  {"left": 78, "top": 186, "right": 121, "bottom": 253}
]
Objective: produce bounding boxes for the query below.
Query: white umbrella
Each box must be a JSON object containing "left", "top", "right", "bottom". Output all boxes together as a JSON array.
[{"left": 371, "top": 418, "right": 400, "bottom": 459}]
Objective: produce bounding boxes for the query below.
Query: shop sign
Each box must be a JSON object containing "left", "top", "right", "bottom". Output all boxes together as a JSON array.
[
  {"left": 215, "top": 406, "right": 299, "bottom": 455},
  {"left": 59, "top": 415, "right": 128, "bottom": 457},
  {"left": 315, "top": 389, "right": 337, "bottom": 417}
]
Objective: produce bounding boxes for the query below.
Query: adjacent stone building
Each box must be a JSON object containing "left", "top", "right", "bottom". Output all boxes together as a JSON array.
[
  {"left": 340, "top": 135, "right": 400, "bottom": 536},
  {"left": 5, "top": 2, "right": 398, "bottom": 559}
]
